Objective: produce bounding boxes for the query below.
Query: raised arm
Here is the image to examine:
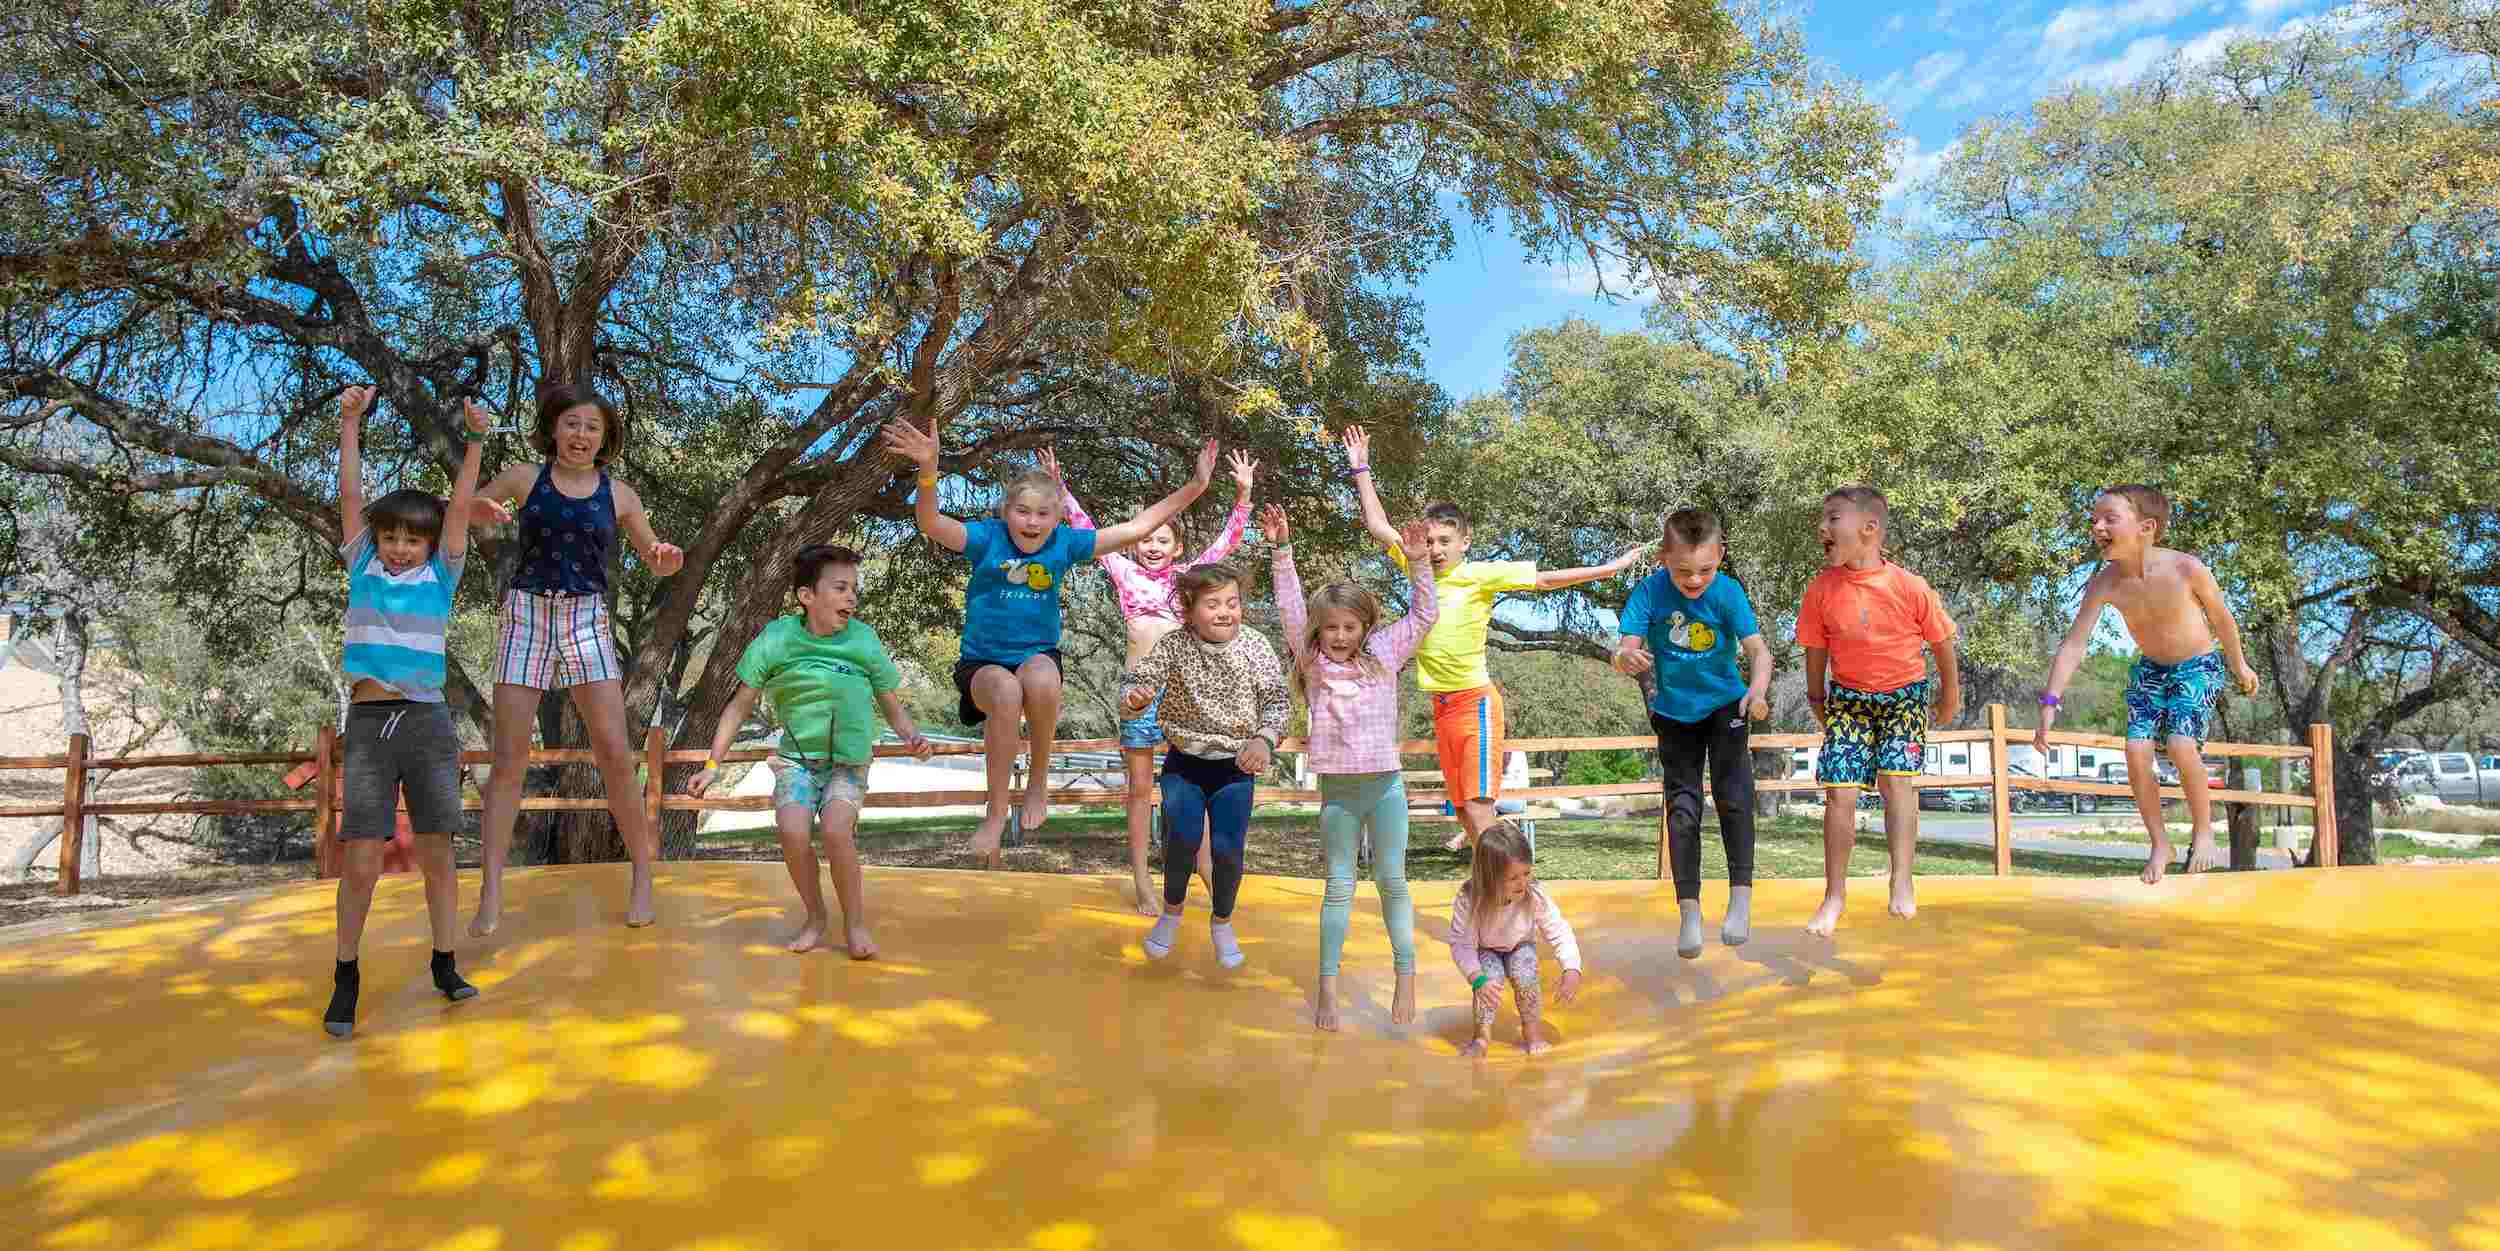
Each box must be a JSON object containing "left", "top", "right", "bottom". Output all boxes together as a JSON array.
[
  {"left": 1374, "top": 518, "right": 1440, "bottom": 670},
  {"left": 880, "top": 417, "right": 970, "bottom": 554},
  {"left": 1265, "top": 506, "right": 1308, "bottom": 660},
  {"left": 1181, "top": 452, "right": 1257, "bottom": 568},
  {"left": 1535, "top": 544, "right": 1646, "bottom": 592},
  {"left": 2188, "top": 556, "right": 2262, "bottom": 695},
  {"left": 611, "top": 479, "right": 684, "bottom": 576},
  {"left": 1341, "top": 425, "right": 1401, "bottom": 552},
  {"left": 1094, "top": 439, "right": 1216, "bottom": 555},
  {"left": 337, "top": 385, "right": 372, "bottom": 542},
  {"left": 1038, "top": 447, "right": 1098, "bottom": 530},
  {"left": 685, "top": 683, "right": 766, "bottom": 798},
  {"left": 441, "top": 400, "right": 492, "bottom": 562},
  {"left": 2034, "top": 581, "right": 2109, "bottom": 749}
]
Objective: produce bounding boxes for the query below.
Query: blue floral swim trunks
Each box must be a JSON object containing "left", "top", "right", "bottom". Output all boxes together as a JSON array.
[{"left": 2124, "top": 651, "right": 2226, "bottom": 746}]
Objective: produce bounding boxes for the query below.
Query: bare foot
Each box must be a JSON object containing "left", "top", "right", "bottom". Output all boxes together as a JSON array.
[
  {"left": 1315, "top": 976, "right": 1341, "bottom": 1032},
  {"left": 1806, "top": 892, "right": 1845, "bottom": 938},
  {"left": 845, "top": 925, "right": 877, "bottom": 960},
  {"left": 1390, "top": 973, "right": 1417, "bottom": 1026},
  {"left": 2185, "top": 835, "right": 2221, "bottom": 873},
  {"left": 625, "top": 864, "right": 656, "bottom": 928},
  {"left": 1458, "top": 1037, "right": 1489, "bottom": 1058},
  {"left": 1523, "top": 1030, "right": 1552, "bottom": 1057},
  {"left": 1443, "top": 831, "right": 1469, "bottom": 853},
  {"left": 1132, "top": 870, "right": 1163, "bottom": 917},
  {"left": 467, "top": 887, "right": 501, "bottom": 939},
  {"left": 1888, "top": 877, "right": 1916, "bottom": 920},
  {"left": 784, "top": 918, "right": 828, "bottom": 953},
  {"left": 1019, "top": 791, "right": 1050, "bottom": 836},
  {"left": 971, "top": 813, "right": 1007, "bottom": 869},
  {"left": 2143, "top": 837, "right": 2173, "bottom": 885}
]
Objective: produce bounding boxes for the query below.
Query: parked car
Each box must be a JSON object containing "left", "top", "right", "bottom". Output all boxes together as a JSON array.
[
  {"left": 2394, "top": 752, "right": 2500, "bottom": 805},
  {"left": 2007, "top": 764, "right": 2078, "bottom": 814},
  {"left": 1918, "top": 787, "right": 1987, "bottom": 812}
]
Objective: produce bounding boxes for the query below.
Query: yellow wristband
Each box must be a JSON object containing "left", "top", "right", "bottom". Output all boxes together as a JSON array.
[
  {"left": 916, "top": 472, "right": 938, "bottom": 488},
  {"left": 700, "top": 757, "right": 715, "bottom": 772}
]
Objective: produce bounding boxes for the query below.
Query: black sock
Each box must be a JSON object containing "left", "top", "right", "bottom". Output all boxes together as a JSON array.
[
  {"left": 325, "top": 959, "right": 360, "bottom": 1036},
  {"left": 431, "top": 949, "right": 477, "bottom": 1001}
]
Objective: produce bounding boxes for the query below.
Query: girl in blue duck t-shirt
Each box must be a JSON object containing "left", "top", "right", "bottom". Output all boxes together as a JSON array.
[{"left": 881, "top": 418, "right": 1218, "bottom": 866}]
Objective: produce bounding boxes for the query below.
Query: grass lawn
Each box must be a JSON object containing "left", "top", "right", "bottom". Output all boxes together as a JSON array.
[
  {"left": 697, "top": 809, "right": 2133, "bottom": 879},
  {"left": 2381, "top": 834, "right": 2500, "bottom": 861}
]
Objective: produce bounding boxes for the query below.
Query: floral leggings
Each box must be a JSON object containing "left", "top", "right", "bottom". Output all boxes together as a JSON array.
[{"left": 1472, "top": 944, "right": 1542, "bottom": 1035}]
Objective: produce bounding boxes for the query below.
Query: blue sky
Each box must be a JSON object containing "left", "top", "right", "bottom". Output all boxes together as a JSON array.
[{"left": 1406, "top": 0, "right": 2348, "bottom": 402}]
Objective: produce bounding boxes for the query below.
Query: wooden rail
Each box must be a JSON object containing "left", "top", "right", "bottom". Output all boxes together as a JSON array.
[{"left": 1, "top": 706, "right": 2339, "bottom": 893}]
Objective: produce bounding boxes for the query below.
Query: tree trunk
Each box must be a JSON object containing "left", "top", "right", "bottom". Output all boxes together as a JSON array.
[
  {"left": 2226, "top": 800, "right": 2258, "bottom": 871},
  {"left": 2304, "top": 745, "right": 2380, "bottom": 866}
]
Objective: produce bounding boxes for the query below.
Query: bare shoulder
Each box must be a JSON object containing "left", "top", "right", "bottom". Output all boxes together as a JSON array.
[
  {"left": 2153, "top": 547, "right": 2212, "bottom": 584},
  {"left": 483, "top": 461, "right": 538, "bottom": 498},
  {"left": 609, "top": 476, "right": 644, "bottom": 512}
]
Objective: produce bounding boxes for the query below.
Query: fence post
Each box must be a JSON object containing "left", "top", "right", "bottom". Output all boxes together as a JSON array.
[
  {"left": 314, "top": 723, "right": 339, "bottom": 879},
  {"left": 643, "top": 726, "right": 666, "bottom": 838},
  {"left": 1987, "top": 703, "right": 2013, "bottom": 876},
  {"left": 56, "top": 732, "right": 89, "bottom": 896},
  {"left": 2308, "top": 722, "right": 2339, "bottom": 868}
]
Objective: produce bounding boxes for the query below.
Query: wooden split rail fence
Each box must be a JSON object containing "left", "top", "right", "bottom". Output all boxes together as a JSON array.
[{"left": 1, "top": 704, "right": 2338, "bottom": 895}]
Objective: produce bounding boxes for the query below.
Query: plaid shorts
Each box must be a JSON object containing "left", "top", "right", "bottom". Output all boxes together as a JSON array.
[{"left": 496, "top": 589, "right": 622, "bottom": 690}]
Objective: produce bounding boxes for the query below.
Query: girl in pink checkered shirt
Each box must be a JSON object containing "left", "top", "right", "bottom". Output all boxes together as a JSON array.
[{"left": 1268, "top": 506, "right": 1439, "bottom": 1032}]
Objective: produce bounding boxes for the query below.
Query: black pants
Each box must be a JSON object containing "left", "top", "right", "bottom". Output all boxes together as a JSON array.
[
  {"left": 1160, "top": 750, "right": 1253, "bottom": 918},
  {"left": 1651, "top": 704, "right": 1756, "bottom": 898}
]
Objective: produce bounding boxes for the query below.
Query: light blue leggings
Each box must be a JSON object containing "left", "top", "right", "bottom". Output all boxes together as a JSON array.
[{"left": 1318, "top": 771, "right": 1415, "bottom": 977}]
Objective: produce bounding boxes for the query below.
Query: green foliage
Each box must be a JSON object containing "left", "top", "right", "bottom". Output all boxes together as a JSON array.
[{"left": 1564, "top": 748, "right": 1652, "bottom": 787}]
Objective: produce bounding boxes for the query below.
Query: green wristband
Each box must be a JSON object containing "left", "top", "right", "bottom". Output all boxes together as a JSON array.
[{"left": 1469, "top": 973, "right": 1489, "bottom": 991}]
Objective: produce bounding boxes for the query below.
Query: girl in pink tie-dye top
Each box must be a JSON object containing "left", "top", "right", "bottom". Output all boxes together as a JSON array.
[
  {"left": 1040, "top": 446, "right": 1257, "bottom": 916},
  {"left": 1267, "top": 506, "right": 1440, "bottom": 1034}
]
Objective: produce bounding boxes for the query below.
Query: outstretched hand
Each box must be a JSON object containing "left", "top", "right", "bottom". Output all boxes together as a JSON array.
[
  {"left": 1259, "top": 503, "right": 1290, "bottom": 548},
  {"left": 1341, "top": 424, "right": 1370, "bottom": 469},
  {"left": 1611, "top": 544, "right": 1648, "bottom": 574},
  {"left": 339, "top": 385, "right": 375, "bottom": 436},
  {"left": 467, "top": 498, "right": 514, "bottom": 529},
  {"left": 460, "top": 397, "right": 492, "bottom": 437},
  {"left": 1190, "top": 438, "right": 1219, "bottom": 488},
  {"left": 1037, "top": 446, "right": 1063, "bottom": 485},
  {"left": 1396, "top": 518, "right": 1431, "bottom": 559},
  {"left": 1227, "top": 450, "right": 1258, "bottom": 494},
  {"left": 880, "top": 417, "right": 941, "bottom": 471},
  {"left": 649, "top": 543, "right": 685, "bottom": 577}
]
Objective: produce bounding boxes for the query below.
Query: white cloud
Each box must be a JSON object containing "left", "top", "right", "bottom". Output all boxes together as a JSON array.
[
  {"left": 1911, "top": 49, "right": 1973, "bottom": 93},
  {"left": 1872, "top": 50, "right": 1976, "bottom": 117},
  {"left": 2068, "top": 33, "right": 2177, "bottom": 85},
  {"left": 2040, "top": 0, "right": 2201, "bottom": 57},
  {"left": 1885, "top": 12, "right": 1910, "bottom": 34},
  {"left": 2178, "top": 23, "right": 2251, "bottom": 63},
  {"left": 1883, "top": 135, "right": 1964, "bottom": 205},
  {"left": 1535, "top": 253, "right": 1650, "bottom": 301},
  {"left": 2241, "top": 0, "right": 2306, "bottom": 17}
]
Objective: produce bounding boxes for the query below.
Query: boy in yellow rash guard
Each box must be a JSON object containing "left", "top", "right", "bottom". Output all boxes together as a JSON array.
[{"left": 1341, "top": 426, "right": 1643, "bottom": 850}]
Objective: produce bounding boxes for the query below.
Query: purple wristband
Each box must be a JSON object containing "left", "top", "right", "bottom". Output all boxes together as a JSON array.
[
  {"left": 2039, "top": 692, "right": 2061, "bottom": 707},
  {"left": 1350, "top": 464, "right": 1370, "bottom": 476}
]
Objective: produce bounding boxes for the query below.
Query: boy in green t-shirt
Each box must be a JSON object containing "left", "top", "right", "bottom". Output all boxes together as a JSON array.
[{"left": 690, "top": 545, "right": 932, "bottom": 958}]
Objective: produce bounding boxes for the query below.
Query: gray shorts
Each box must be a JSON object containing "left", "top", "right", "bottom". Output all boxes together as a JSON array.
[{"left": 341, "top": 701, "right": 464, "bottom": 838}]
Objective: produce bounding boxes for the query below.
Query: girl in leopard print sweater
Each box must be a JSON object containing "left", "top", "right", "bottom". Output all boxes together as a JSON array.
[{"left": 1122, "top": 562, "right": 1290, "bottom": 968}]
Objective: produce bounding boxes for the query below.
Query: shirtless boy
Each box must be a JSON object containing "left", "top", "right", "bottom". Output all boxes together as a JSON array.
[{"left": 2035, "top": 485, "right": 2261, "bottom": 884}]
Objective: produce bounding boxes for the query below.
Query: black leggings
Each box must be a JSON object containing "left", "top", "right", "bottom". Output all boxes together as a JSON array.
[
  {"left": 1651, "top": 705, "right": 1756, "bottom": 898},
  {"left": 1161, "top": 750, "right": 1253, "bottom": 918}
]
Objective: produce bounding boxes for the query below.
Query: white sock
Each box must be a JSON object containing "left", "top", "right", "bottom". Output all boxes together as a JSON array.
[
  {"left": 1144, "top": 910, "right": 1181, "bottom": 959},
  {"left": 1210, "top": 919, "right": 1245, "bottom": 969},
  {"left": 1723, "top": 885, "right": 1752, "bottom": 946},
  {"left": 1677, "top": 898, "right": 1705, "bottom": 959}
]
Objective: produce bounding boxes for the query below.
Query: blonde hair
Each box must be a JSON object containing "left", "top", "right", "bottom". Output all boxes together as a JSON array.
[
  {"left": 2099, "top": 484, "right": 2170, "bottom": 543},
  {"left": 996, "top": 469, "right": 1061, "bottom": 518},
  {"left": 1466, "top": 822, "right": 1536, "bottom": 928},
  {"left": 1292, "top": 582, "right": 1391, "bottom": 705}
]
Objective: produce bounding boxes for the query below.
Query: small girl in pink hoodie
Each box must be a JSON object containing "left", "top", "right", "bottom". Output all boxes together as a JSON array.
[{"left": 1449, "top": 822, "right": 1583, "bottom": 1057}]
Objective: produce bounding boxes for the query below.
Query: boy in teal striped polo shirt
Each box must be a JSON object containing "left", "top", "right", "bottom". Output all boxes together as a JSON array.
[{"left": 324, "top": 385, "right": 494, "bottom": 1038}]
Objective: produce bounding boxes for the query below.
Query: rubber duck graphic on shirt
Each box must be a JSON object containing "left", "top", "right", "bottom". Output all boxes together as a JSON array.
[
  {"left": 1000, "top": 559, "right": 1054, "bottom": 592},
  {"left": 1666, "top": 611, "right": 1716, "bottom": 654}
]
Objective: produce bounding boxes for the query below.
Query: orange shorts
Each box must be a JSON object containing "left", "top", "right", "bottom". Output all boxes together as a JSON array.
[{"left": 1431, "top": 685, "right": 1506, "bottom": 809}]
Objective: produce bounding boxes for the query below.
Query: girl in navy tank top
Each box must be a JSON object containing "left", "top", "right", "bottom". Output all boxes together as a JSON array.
[{"left": 468, "top": 383, "right": 684, "bottom": 934}]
